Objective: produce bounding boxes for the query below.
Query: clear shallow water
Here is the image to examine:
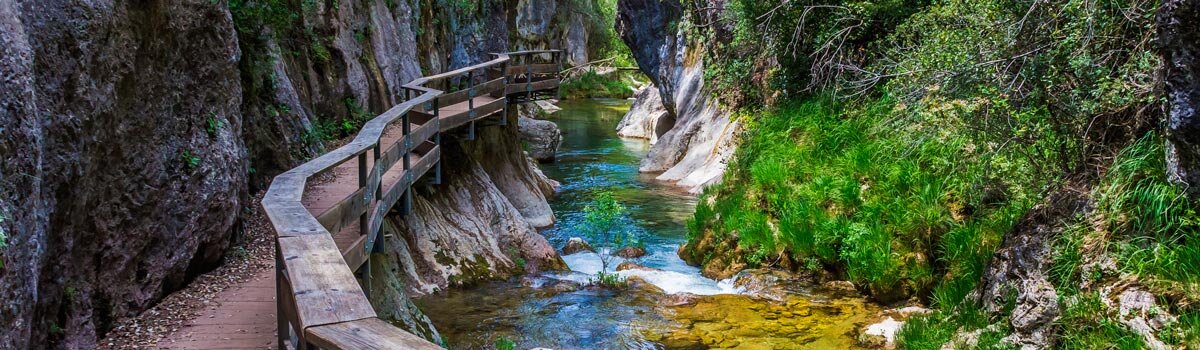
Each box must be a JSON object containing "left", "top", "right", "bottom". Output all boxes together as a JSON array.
[
  {"left": 414, "top": 99, "right": 879, "bottom": 349},
  {"left": 416, "top": 99, "right": 726, "bottom": 349}
]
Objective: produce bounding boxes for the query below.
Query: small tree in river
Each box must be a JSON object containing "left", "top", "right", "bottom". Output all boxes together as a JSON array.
[{"left": 577, "top": 191, "right": 632, "bottom": 277}]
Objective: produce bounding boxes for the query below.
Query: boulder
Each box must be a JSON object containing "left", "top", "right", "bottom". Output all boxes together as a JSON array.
[
  {"left": 518, "top": 117, "right": 563, "bottom": 162},
  {"left": 563, "top": 237, "right": 594, "bottom": 255},
  {"left": 614, "top": 246, "right": 648, "bottom": 258},
  {"left": 616, "top": 86, "right": 673, "bottom": 143},
  {"left": 616, "top": 261, "right": 661, "bottom": 272}
]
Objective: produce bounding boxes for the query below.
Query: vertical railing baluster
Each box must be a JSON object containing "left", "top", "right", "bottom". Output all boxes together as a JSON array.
[
  {"left": 500, "top": 57, "right": 509, "bottom": 126},
  {"left": 357, "top": 152, "right": 370, "bottom": 299},
  {"left": 467, "top": 70, "right": 476, "bottom": 140},
  {"left": 525, "top": 54, "right": 533, "bottom": 102},
  {"left": 555, "top": 51, "right": 563, "bottom": 99},
  {"left": 275, "top": 244, "right": 287, "bottom": 350}
]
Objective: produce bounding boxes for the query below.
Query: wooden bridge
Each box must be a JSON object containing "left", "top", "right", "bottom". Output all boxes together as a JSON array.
[{"left": 254, "top": 50, "right": 562, "bottom": 349}]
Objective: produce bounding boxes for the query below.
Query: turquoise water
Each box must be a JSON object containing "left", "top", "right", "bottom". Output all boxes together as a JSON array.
[{"left": 416, "top": 99, "right": 722, "bottom": 349}]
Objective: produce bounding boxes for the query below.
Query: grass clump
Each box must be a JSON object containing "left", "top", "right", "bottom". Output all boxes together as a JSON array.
[{"left": 692, "top": 95, "right": 1044, "bottom": 302}]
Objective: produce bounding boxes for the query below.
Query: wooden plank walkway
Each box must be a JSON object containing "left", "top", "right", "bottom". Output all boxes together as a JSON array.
[{"left": 155, "top": 50, "right": 562, "bottom": 349}]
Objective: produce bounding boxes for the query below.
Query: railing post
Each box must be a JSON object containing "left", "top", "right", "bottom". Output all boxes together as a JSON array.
[
  {"left": 525, "top": 53, "right": 533, "bottom": 102},
  {"left": 357, "top": 152, "right": 371, "bottom": 299},
  {"left": 275, "top": 244, "right": 288, "bottom": 350},
  {"left": 467, "top": 70, "right": 476, "bottom": 140},
  {"left": 555, "top": 51, "right": 563, "bottom": 99},
  {"left": 499, "top": 58, "right": 509, "bottom": 126},
  {"left": 432, "top": 96, "right": 442, "bottom": 186}
]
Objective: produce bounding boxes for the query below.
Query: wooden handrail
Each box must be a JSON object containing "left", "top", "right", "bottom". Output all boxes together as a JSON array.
[{"left": 261, "top": 51, "right": 560, "bottom": 349}]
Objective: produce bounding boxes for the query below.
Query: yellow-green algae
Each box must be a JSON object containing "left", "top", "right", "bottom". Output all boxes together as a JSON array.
[{"left": 647, "top": 293, "right": 881, "bottom": 349}]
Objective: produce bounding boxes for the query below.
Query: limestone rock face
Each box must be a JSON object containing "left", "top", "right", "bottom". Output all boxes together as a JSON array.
[
  {"left": 384, "top": 124, "right": 566, "bottom": 295},
  {"left": 565, "top": 12, "right": 590, "bottom": 66},
  {"left": 519, "top": 117, "right": 563, "bottom": 162},
  {"left": 616, "top": 85, "right": 672, "bottom": 143},
  {"left": 1159, "top": 0, "right": 1200, "bottom": 196},
  {"left": 975, "top": 189, "right": 1090, "bottom": 349},
  {"left": 616, "top": 0, "right": 738, "bottom": 193},
  {"left": 0, "top": 2, "right": 244, "bottom": 348}
]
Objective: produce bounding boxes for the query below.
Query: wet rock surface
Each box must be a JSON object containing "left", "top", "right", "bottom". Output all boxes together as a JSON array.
[
  {"left": 518, "top": 117, "right": 563, "bottom": 162},
  {"left": 562, "top": 237, "right": 594, "bottom": 255},
  {"left": 614, "top": 245, "right": 648, "bottom": 258},
  {"left": 616, "top": 85, "right": 672, "bottom": 143}
]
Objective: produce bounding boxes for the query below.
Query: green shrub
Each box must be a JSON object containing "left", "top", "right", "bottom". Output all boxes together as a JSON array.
[
  {"left": 493, "top": 336, "right": 515, "bottom": 350},
  {"left": 576, "top": 191, "right": 635, "bottom": 274}
]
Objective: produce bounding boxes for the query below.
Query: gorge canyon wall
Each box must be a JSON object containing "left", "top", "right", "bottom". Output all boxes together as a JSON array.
[
  {"left": 615, "top": 0, "right": 738, "bottom": 194},
  {"left": 0, "top": 0, "right": 591, "bottom": 348}
]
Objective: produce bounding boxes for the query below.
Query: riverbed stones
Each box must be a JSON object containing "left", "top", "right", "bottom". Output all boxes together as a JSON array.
[{"left": 562, "top": 237, "right": 594, "bottom": 255}]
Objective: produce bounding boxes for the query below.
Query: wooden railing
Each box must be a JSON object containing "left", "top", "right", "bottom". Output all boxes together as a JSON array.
[{"left": 262, "top": 50, "right": 560, "bottom": 349}]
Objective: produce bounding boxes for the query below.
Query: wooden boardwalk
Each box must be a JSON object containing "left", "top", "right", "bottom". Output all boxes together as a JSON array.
[{"left": 157, "top": 51, "right": 561, "bottom": 349}]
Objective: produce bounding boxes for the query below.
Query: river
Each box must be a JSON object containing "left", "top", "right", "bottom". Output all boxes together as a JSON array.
[{"left": 415, "top": 99, "right": 881, "bottom": 350}]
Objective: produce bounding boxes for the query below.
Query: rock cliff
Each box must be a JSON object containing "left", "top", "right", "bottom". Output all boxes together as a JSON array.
[
  {"left": 615, "top": 0, "right": 738, "bottom": 193},
  {"left": 1160, "top": 0, "right": 1200, "bottom": 197},
  {"left": 0, "top": 0, "right": 590, "bottom": 348}
]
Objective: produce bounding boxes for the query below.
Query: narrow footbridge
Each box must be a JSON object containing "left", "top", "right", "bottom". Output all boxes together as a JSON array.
[{"left": 261, "top": 50, "right": 562, "bottom": 349}]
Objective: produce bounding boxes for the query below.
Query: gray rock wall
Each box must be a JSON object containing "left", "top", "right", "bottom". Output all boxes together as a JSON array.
[
  {"left": 1159, "top": 0, "right": 1200, "bottom": 197},
  {"left": 0, "top": 0, "right": 592, "bottom": 348},
  {"left": 0, "top": 2, "right": 244, "bottom": 348},
  {"left": 616, "top": 0, "right": 738, "bottom": 193}
]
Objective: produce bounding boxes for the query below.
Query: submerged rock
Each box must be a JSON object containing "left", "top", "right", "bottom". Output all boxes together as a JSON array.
[
  {"left": 728, "top": 269, "right": 812, "bottom": 302},
  {"left": 518, "top": 117, "right": 563, "bottom": 162},
  {"left": 562, "top": 237, "right": 594, "bottom": 255},
  {"left": 648, "top": 293, "right": 882, "bottom": 349}
]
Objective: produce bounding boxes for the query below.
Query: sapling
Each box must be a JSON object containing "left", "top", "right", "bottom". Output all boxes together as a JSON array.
[{"left": 576, "top": 191, "right": 634, "bottom": 281}]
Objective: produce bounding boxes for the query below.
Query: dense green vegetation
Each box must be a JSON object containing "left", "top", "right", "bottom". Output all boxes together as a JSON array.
[
  {"left": 558, "top": 70, "right": 636, "bottom": 99},
  {"left": 684, "top": 0, "right": 1197, "bottom": 347},
  {"left": 556, "top": 0, "right": 640, "bottom": 100}
]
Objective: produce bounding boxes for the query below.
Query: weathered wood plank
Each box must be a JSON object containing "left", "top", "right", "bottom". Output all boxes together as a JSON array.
[
  {"left": 316, "top": 187, "right": 368, "bottom": 236},
  {"left": 470, "top": 97, "right": 506, "bottom": 122},
  {"left": 306, "top": 318, "right": 444, "bottom": 350},
  {"left": 505, "top": 63, "right": 559, "bottom": 76},
  {"left": 341, "top": 234, "right": 369, "bottom": 272},
  {"left": 277, "top": 235, "right": 376, "bottom": 329}
]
